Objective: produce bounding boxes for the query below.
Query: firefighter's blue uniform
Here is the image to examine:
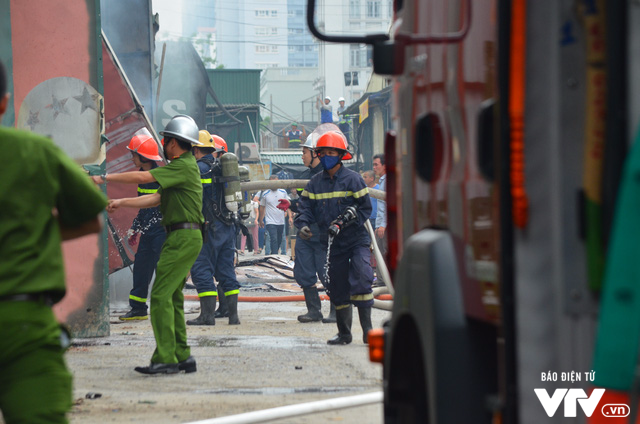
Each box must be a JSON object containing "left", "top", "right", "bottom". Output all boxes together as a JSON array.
[
  {"left": 129, "top": 163, "right": 165, "bottom": 313},
  {"left": 292, "top": 163, "right": 326, "bottom": 289},
  {"left": 190, "top": 154, "right": 241, "bottom": 299},
  {"left": 295, "top": 165, "right": 374, "bottom": 308}
]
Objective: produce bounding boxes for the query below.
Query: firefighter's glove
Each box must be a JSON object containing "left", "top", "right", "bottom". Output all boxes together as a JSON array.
[
  {"left": 127, "top": 230, "right": 139, "bottom": 247},
  {"left": 277, "top": 198, "right": 291, "bottom": 212},
  {"left": 299, "top": 226, "right": 313, "bottom": 240}
]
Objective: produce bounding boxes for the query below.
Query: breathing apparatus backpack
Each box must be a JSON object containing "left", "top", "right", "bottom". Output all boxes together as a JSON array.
[{"left": 199, "top": 152, "right": 242, "bottom": 225}]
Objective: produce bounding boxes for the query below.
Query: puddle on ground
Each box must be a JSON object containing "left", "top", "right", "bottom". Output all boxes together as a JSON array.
[
  {"left": 196, "top": 335, "right": 320, "bottom": 349},
  {"left": 194, "top": 386, "right": 365, "bottom": 395},
  {"left": 258, "top": 316, "right": 297, "bottom": 321}
]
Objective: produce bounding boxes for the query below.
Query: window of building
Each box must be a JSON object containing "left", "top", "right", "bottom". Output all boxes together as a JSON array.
[
  {"left": 271, "top": 10, "right": 278, "bottom": 17},
  {"left": 256, "top": 27, "right": 277, "bottom": 36},
  {"left": 350, "top": 0, "right": 360, "bottom": 18},
  {"left": 255, "top": 10, "right": 268, "bottom": 17},
  {"left": 366, "top": 0, "right": 381, "bottom": 18},
  {"left": 350, "top": 44, "right": 367, "bottom": 67},
  {"left": 255, "top": 62, "right": 279, "bottom": 69},
  {"left": 255, "top": 45, "right": 269, "bottom": 53}
]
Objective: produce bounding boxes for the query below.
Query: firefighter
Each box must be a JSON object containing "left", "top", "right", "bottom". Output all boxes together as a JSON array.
[
  {"left": 93, "top": 115, "right": 204, "bottom": 374},
  {"left": 201, "top": 134, "right": 242, "bottom": 325},
  {"left": 184, "top": 130, "right": 220, "bottom": 326},
  {"left": 119, "top": 129, "right": 166, "bottom": 321},
  {"left": 286, "top": 134, "right": 335, "bottom": 323},
  {"left": 295, "top": 131, "right": 374, "bottom": 344}
]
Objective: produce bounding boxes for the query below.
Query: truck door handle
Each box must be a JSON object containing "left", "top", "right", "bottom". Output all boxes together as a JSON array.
[{"left": 477, "top": 99, "right": 496, "bottom": 182}]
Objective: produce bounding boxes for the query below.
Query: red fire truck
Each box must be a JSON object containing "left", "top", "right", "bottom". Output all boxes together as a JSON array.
[{"left": 309, "top": 0, "right": 639, "bottom": 422}]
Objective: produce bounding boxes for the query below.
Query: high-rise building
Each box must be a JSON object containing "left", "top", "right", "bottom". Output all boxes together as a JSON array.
[
  {"left": 287, "top": 0, "right": 318, "bottom": 67},
  {"left": 216, "top": 0, "right": 289, "bottom": 69}
]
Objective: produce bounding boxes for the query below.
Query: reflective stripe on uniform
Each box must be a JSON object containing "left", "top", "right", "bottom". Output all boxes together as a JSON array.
[
  {"left": 137, "top": 188, "right": 158, "bottom": 194},
  {"left": 198, "top": 291, "right": 217, "bottom": 298},
  {"left": 129, "top": 294, "right": 147, "bottom": 303},
  {"left": 201, "top": 178, "right": 212, "bottom": 184},
  {"left": 350, "top": 293, "right": 374, "bottom": 302},
  {"left": 336, "top": 304, "right": 351, "bottom": 310},
  {"left": 223, "top": 289, "right": 240, "bottom": 296},
  {"left": 302, "top": 186, "right": 369, "bottom": 200}
]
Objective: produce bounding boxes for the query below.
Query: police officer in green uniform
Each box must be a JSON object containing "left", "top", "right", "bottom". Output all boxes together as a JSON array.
[
  {"left": 93, "top": 115, "right": 204, "bottom": 375},
  {"left": 0, "top": 60, "right": 108, "bottom": 424}
]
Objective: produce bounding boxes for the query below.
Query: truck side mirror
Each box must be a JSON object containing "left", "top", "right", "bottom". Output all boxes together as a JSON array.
[{"left": 373, "top": 41, "right": 405, "bottom": 76}]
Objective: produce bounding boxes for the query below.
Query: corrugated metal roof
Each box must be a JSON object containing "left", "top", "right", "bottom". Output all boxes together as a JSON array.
[
  {"left": 207, "top": 69, "right": 262, "bottom": 105},
  {"left": 260, "top": 151, "right": 304, "bottom": 165}
]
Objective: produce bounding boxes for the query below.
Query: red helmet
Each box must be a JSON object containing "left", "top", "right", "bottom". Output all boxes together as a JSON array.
[
  {"left": 212, "top": 134, "right": 228, "bottom": 152},
  {"left": 315, "top": 131, "right": 352, "bottom": 160},
  {"left": 127, "top": 128, "right": 162, "bottom": 161}
]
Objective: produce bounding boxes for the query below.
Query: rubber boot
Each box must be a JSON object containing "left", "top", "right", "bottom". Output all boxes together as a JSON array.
[
  {"left": 226, "top": 293, "right": 241, "bottom": 325},
  {"left": 322, "top": 302, "right": 337, "bottom": 323},
  {"left": 297, "top": 287, "right": 323, "bottom": 323},
  {"left": 357, "top": 306, "right": 373, "bottom": 344},
  {"left": 215, "top": 290, "right": 229, "bottom": 318},
  {"left": 327, "top": 305, "right": 352, "bottom": 345},
  {"left": 186, "top": 296, "right": 216, "bottom": 326}
]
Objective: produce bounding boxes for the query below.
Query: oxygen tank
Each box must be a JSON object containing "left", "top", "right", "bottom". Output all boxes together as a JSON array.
[
  {"left": 220, "top": 152, "right": 242, "bottom": 213},
  {"left": 238, "top": 166, "right": 252, "bottom": 219}
]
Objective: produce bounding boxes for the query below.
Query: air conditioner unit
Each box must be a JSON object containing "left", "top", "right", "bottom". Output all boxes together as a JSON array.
[{"left": 236, "top": 143, "right": 260, "bottom": 162}]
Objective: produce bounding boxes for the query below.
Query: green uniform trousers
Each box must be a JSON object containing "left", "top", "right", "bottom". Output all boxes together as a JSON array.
[
  {"left": 150, "top": 229, "right": 202, "bottom": 364},
  {"left": 0, "top": 301, "right": 72, "bottom": 424}
]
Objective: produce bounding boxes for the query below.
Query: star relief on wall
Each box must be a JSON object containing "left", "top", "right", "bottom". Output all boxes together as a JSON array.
[
  {"left": 45, "top": 94, "right": 70, "bottom": 120},
  {"left": 73, "top": 87, "right": 100, "bottom": 114}
]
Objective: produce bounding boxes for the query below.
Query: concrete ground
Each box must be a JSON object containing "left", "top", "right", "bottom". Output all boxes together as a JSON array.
[{"left": 65, "top": 290, "right": 390, "bottom": 424}]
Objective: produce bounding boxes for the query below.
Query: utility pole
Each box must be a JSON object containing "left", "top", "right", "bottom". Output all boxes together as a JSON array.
[{"left": 270, "top": 94, "right": 274, "bottom": 149}]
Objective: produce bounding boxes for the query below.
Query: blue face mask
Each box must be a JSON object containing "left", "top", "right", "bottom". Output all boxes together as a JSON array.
[{"left": 320, "top": 155, "right": 341, "bottom": 171}]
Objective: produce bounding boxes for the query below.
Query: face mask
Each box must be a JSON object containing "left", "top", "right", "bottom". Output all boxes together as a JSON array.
[{"left": 320, "top": 155, "right": 340, "bottom": 171}]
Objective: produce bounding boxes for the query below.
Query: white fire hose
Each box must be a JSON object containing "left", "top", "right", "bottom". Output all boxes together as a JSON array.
[
  {"left": 183, "top": 391, "right": 383, "bottom": 424},
  {"left": 240, "top": 180, "right": 386, "bottom": 201}
]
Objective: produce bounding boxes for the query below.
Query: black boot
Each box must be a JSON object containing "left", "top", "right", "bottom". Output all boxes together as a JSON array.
[
  {"left": 226, "top": 293, "right": 241, "bottom": 325},
  {"left": 178, "top": 356, "right": 197, "bottom": 373},
  {"left": 298, "top": 287, "right": 323, "bottom": 323},
  {"left": 322, "top": 302, "right": 337, "bottom": 323},
  {"left": 327, "top": 305, "right": 352, "bottom": 345},
  {"left": 357, "top": 306, "right": 373, "bottom": 344},
  {"left": 134, "top": 362, "right": 179, "bottom": 375},
  {"left": 215, "top": 289, "right": 229, "bottom": 318},
  {"left": 186, "top": 296, "right": 216, "bottom": 326}
]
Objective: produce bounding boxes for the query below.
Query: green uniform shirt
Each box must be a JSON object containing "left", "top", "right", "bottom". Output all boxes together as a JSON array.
[
  {"left": 0, "top": 127, "right": 108, "bottom": 300},
  {"left": 149, "top": 152, "right": 204, "bottom": 226}
]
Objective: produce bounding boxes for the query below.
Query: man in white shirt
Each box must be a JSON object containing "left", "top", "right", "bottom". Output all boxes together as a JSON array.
[{"left": 258, "top": 175, "right": 292, "bottom": 255}]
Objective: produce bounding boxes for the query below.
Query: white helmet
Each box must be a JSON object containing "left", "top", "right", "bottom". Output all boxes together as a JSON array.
[
  {"left": 302, "top": 133, "right": 318, "bottom": 149},
  {"left": 338, "top": 97, "right": 345, "bottom": 102},
  {"left": 324, "top": 96, "right": 331, "bottom": 102}
]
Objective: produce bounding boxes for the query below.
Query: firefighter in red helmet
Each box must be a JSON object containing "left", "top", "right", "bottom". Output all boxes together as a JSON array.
[
  {"left": 119, "top": 128, "right": 166, "bottom": 321},
  {"left": 294, "top": 131, "right": 374, "bottom": 345}
]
